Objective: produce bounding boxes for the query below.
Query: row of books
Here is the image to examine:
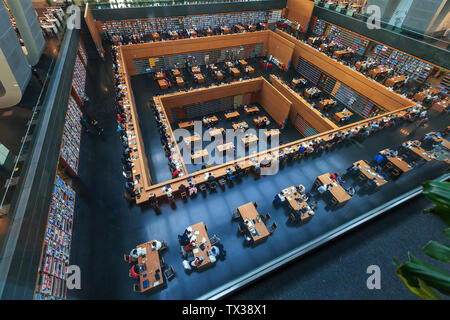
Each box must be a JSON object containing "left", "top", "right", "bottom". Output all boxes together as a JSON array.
[
  {"left": 370, "top": 44, "right": 433, "bottom": 82},
  {"left": 35, "top": 175, "right": 76, "bottom": 300},
  {"left": 59, "top": 95, "right": 82, "bottom": 175},
  {"left": 72, "top": 54, "right": 87, "bottom": 101},
  {"left": 102, "top": 10, "right": 274, "bottom": 36}
]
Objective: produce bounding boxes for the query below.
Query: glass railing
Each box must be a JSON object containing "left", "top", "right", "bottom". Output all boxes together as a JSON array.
[
  {"left": 314, "top": 1, "right": 450, "bottom": 51},
  {"left": 0, "top": 22, "right": 67, "bottom": 218}
]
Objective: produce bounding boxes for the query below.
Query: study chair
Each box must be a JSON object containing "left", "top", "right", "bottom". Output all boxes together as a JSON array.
[
  {"left": 123, "top": 254, "right": 131, "bottom": 263},
  {"left": 237, "top": 224, "right": 245, "bottom": 235},
  {"left": 231, "top": 210, "right": 240, "bottom": 220},
  {"left": 164, "top": 266, "right": 176, "bottom": 281},
  {"left": 289, "top": 213, "right": 297, "bottom": 222},
  {"left": 268, "top": 222, "right": 278, "bottom": 234},
  {"left": 160, "top": 256, "right": 167, "bottom": 269},
  {"left": 210, "top": 234, "right": 221, "bottom": 246},
  {"left": 159, "top": 240, "right": 168, "bottom": 252},
  {"left": 133, "top": 284, "right": 141, "bottom": 293}
]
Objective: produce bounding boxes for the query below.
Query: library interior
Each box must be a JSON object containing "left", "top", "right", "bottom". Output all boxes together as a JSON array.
[{"left": 0, "top": 0, "right": 449, "bottom": 300}]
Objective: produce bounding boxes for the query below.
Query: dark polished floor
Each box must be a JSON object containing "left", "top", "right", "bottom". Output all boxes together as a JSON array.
[{"left": 68, "top": 39, "right": 449, "bottom": 300}]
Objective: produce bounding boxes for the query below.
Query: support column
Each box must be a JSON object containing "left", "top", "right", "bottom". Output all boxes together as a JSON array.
[{"left": 6, "top": 0, "right": 45, "bottom": 66}]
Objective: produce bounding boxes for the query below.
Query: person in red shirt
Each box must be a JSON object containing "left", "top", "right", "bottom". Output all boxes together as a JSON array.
[
  {"left": 130, "top": 264, "right": 140, "bottom": 279},
  {"left": 184, "top": 239, "right": 196, "bottom": 253},
  {"left": 172, "top": 169, "right": 179, "bottom": 178},
  {"left": 329, "top": 173, "right": 339, "bottom": 180},
  {"left": 117, "top": 113, "right": 123, "bottom": 122}
]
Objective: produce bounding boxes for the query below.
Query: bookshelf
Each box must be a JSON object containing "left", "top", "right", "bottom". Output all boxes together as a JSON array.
[
  {"left": 71, "top": 54, "right": 87, "bottom": 101},
  {"left": 34, "top": 175, "right": 76, "bottom": 300},
  {"left": 327, "top": 25, "right": 369, "bottom": 55},
  {"left": 59, "top": 95, "right": 82, "bottom": 176},
  {"left": 294, "top": 114, "right": 317, "bottom": 137},
  {"left": 102, "top": 10, "right": 279, "bottom": 37},
  {"left": 313, "top": 19, "right": 327, "bottom": 36},
  {"left": 295, "top": 58, "right": 322, "bottom": 85},
  {"left": 370, "top": 44, "right": 433, "bottom": 82},
  {"left": 134, "top": 43, "right": 263, "bottom": 74}
]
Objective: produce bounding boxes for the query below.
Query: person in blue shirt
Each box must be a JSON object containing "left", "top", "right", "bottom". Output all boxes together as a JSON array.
[{"left": 373, "top": 154, "right": 386, "bottom": 165}]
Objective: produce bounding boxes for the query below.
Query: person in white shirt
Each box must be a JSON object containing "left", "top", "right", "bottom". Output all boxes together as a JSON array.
[
  {"left": 318, "top": 184, "right": 330, "bottom": 194},
  {"left": 151, "top": 240, "right": 162, "bottom": 251},
  {"left": 297, "top": 184, "right": 306, "bottom": 195}
]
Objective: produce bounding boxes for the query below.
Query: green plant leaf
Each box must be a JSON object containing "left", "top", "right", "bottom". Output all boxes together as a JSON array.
[
  {"left": 422, "top": 181, "right": 450, "bottom": 210},
  {"left": 444, "top": 228, "right": 450, "bottom": 239},
  {"left": 423, "top": 241, "right": 450, "bottom": 263},
  {"left": 417, "top": 278, "right": 441, "bottom": 300},
  {"left": 396, "top": 260, "right": 450, "bottom": 295}
]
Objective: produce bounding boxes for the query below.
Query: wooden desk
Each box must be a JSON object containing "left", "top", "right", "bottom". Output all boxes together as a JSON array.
[
  {"left": 253, "top": 116, "right": 269, "bottom": 126},
  {"left": 225, "top": 61, "right": 234, "bottom": 68},
  {"left": 237, "top": 202, "right": 270, "bottom": 244},
  {"left": 191, "top": 149, "right": 209, "bottom": 162},
  {"left": 264, "top": 129, "right": 280, "bottom": 138},
  {"left": 353, "top": 160, "right": 387, "bottom": 187},
  {"left": 214, "top": 71, "right": 224, "bottom": 80},
  {"left": 169, "top": 30, "right": 178, "bottom": 39},
  {"left": 316, "top": 173, "right": 351, "bottom": 205},
  {"left": 403, "top": 142, "right": 434, "bottom": 161},
  {"left": 176, "top": 77, "right": 185, "bottom": 87},
  {"left": 304, "top": 88, "right": 321, "bottom": 99},
  {"left": 155, "top": 72, "right": 165, "bottom": 80},
  {"left": 386, "top": 156, "right": 412, "bottom": 173},
  {"left": 245, "top": 66, "right": 255, "bottom": 75},
  {"left": 239, "top": 60, "right": 248, "bottom": 67},
  {"left": 231, "top": 68, "right": 241, "bottom": 77},
  {"left": 209, "top": 64, "right": 218, "bottom": 72},
  {"left": 319, "top": 99, "right": 335, "bottom": 110},
  {"left": 291, "top": 78, "right": 306, "bottom": 87},
  {"left": 192, "top": 67, "right": 201, "bottom": 74},
  {"left": 431, "top": 99, "right": 449, "bottom": 112},
  {"left": 187, "top": 29, "right": 197, "bottom": 37},
  {"left": 194, "top": 73, "right": 205, "bottom": 83},
  {"left": 151, "top": 32, "right": 160, "bottom": 41},
  {"left": 221, "top": 26, "right": 230, "bottom": 34},
  {"left": 136, "top": 241, "right": 164, "bottom": 293},
  {"left": 307, "top": 37, "right": 320, "bottom": 45},
  {"left": 202, "top": 116, "right": 218, "bottom": 125},
  {"left": 206, "top": 28, "right": 213, "bottom": 36},
  {"left": 208, "top": 127, "right": 224, "bottom": 138},
  {"left": 236, "top": 25, "right": 245, "bottom": 33},
  {"left": 414, "top": 88, "right": 440, "bottom": 102},
  {"left": 246, "top": 24, "right": 256, "bottom": 32},
  {"left": 189, "top": 222, "right": 213, "bottom": 269},
  {"left": 241, "top": 134, "right": 259, "bottom": 146},
  {"left": 282, "top": 186, "right": 314, "bottom": 222},
  {"left": 225, "top": 111, "right": 240, "bottom": 120},
  {"left": 172, "top": 69, "right": 181, "bottom": 77},
  {"left": 244, "top": 105, "right": 259, "bottom": 115},
  {"left": 217, "top": 142, "right": 234, "bottom": 153},
  {"left": 178, "top": 120, "right": 194, "bottom": 129},
  {"left": 184, "top": 134, "right": 201, "bottom": 144},
  {"left": 334, "top": 49, "right": 353, "bottom": 59},
  {"left": 369, "top": 67, "right": 390, "bottom": 78},
  {"left": 232, "top": 121, "right": 248, "bottom": 131},
  {"left": 158, "top": 79, "right": 168, "bottom": 89},
  {"left": 334, "top": 110, "right": 353, "bottom": 122},
  {"left": 385, "top": 75, "right": 406, "bottom": 87}
]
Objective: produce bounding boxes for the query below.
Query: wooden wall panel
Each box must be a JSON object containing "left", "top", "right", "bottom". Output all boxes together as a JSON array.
[
  {"left": 267, "top": 32, "right": 295, "bottom": 67},
  {"left": 84, "top": 3, "right": 104, "bottom": 57},
  {"left": 259, "top": 78, "right": 292, "bottom": 124},
  {"left": 285, "top": 0, "right": 315, "bottom": 31},
  {"left": 275, "top": 29, "right": 413, "bottom": 111},
  {"left": 160, "top": 78, "right": 264, "bottom": 122},
  {"left": 122, "top": 31, "right": 271, "bottom": 75},
  {"left": 270, "top": 75, "right": 338, "bottom": 132}
]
